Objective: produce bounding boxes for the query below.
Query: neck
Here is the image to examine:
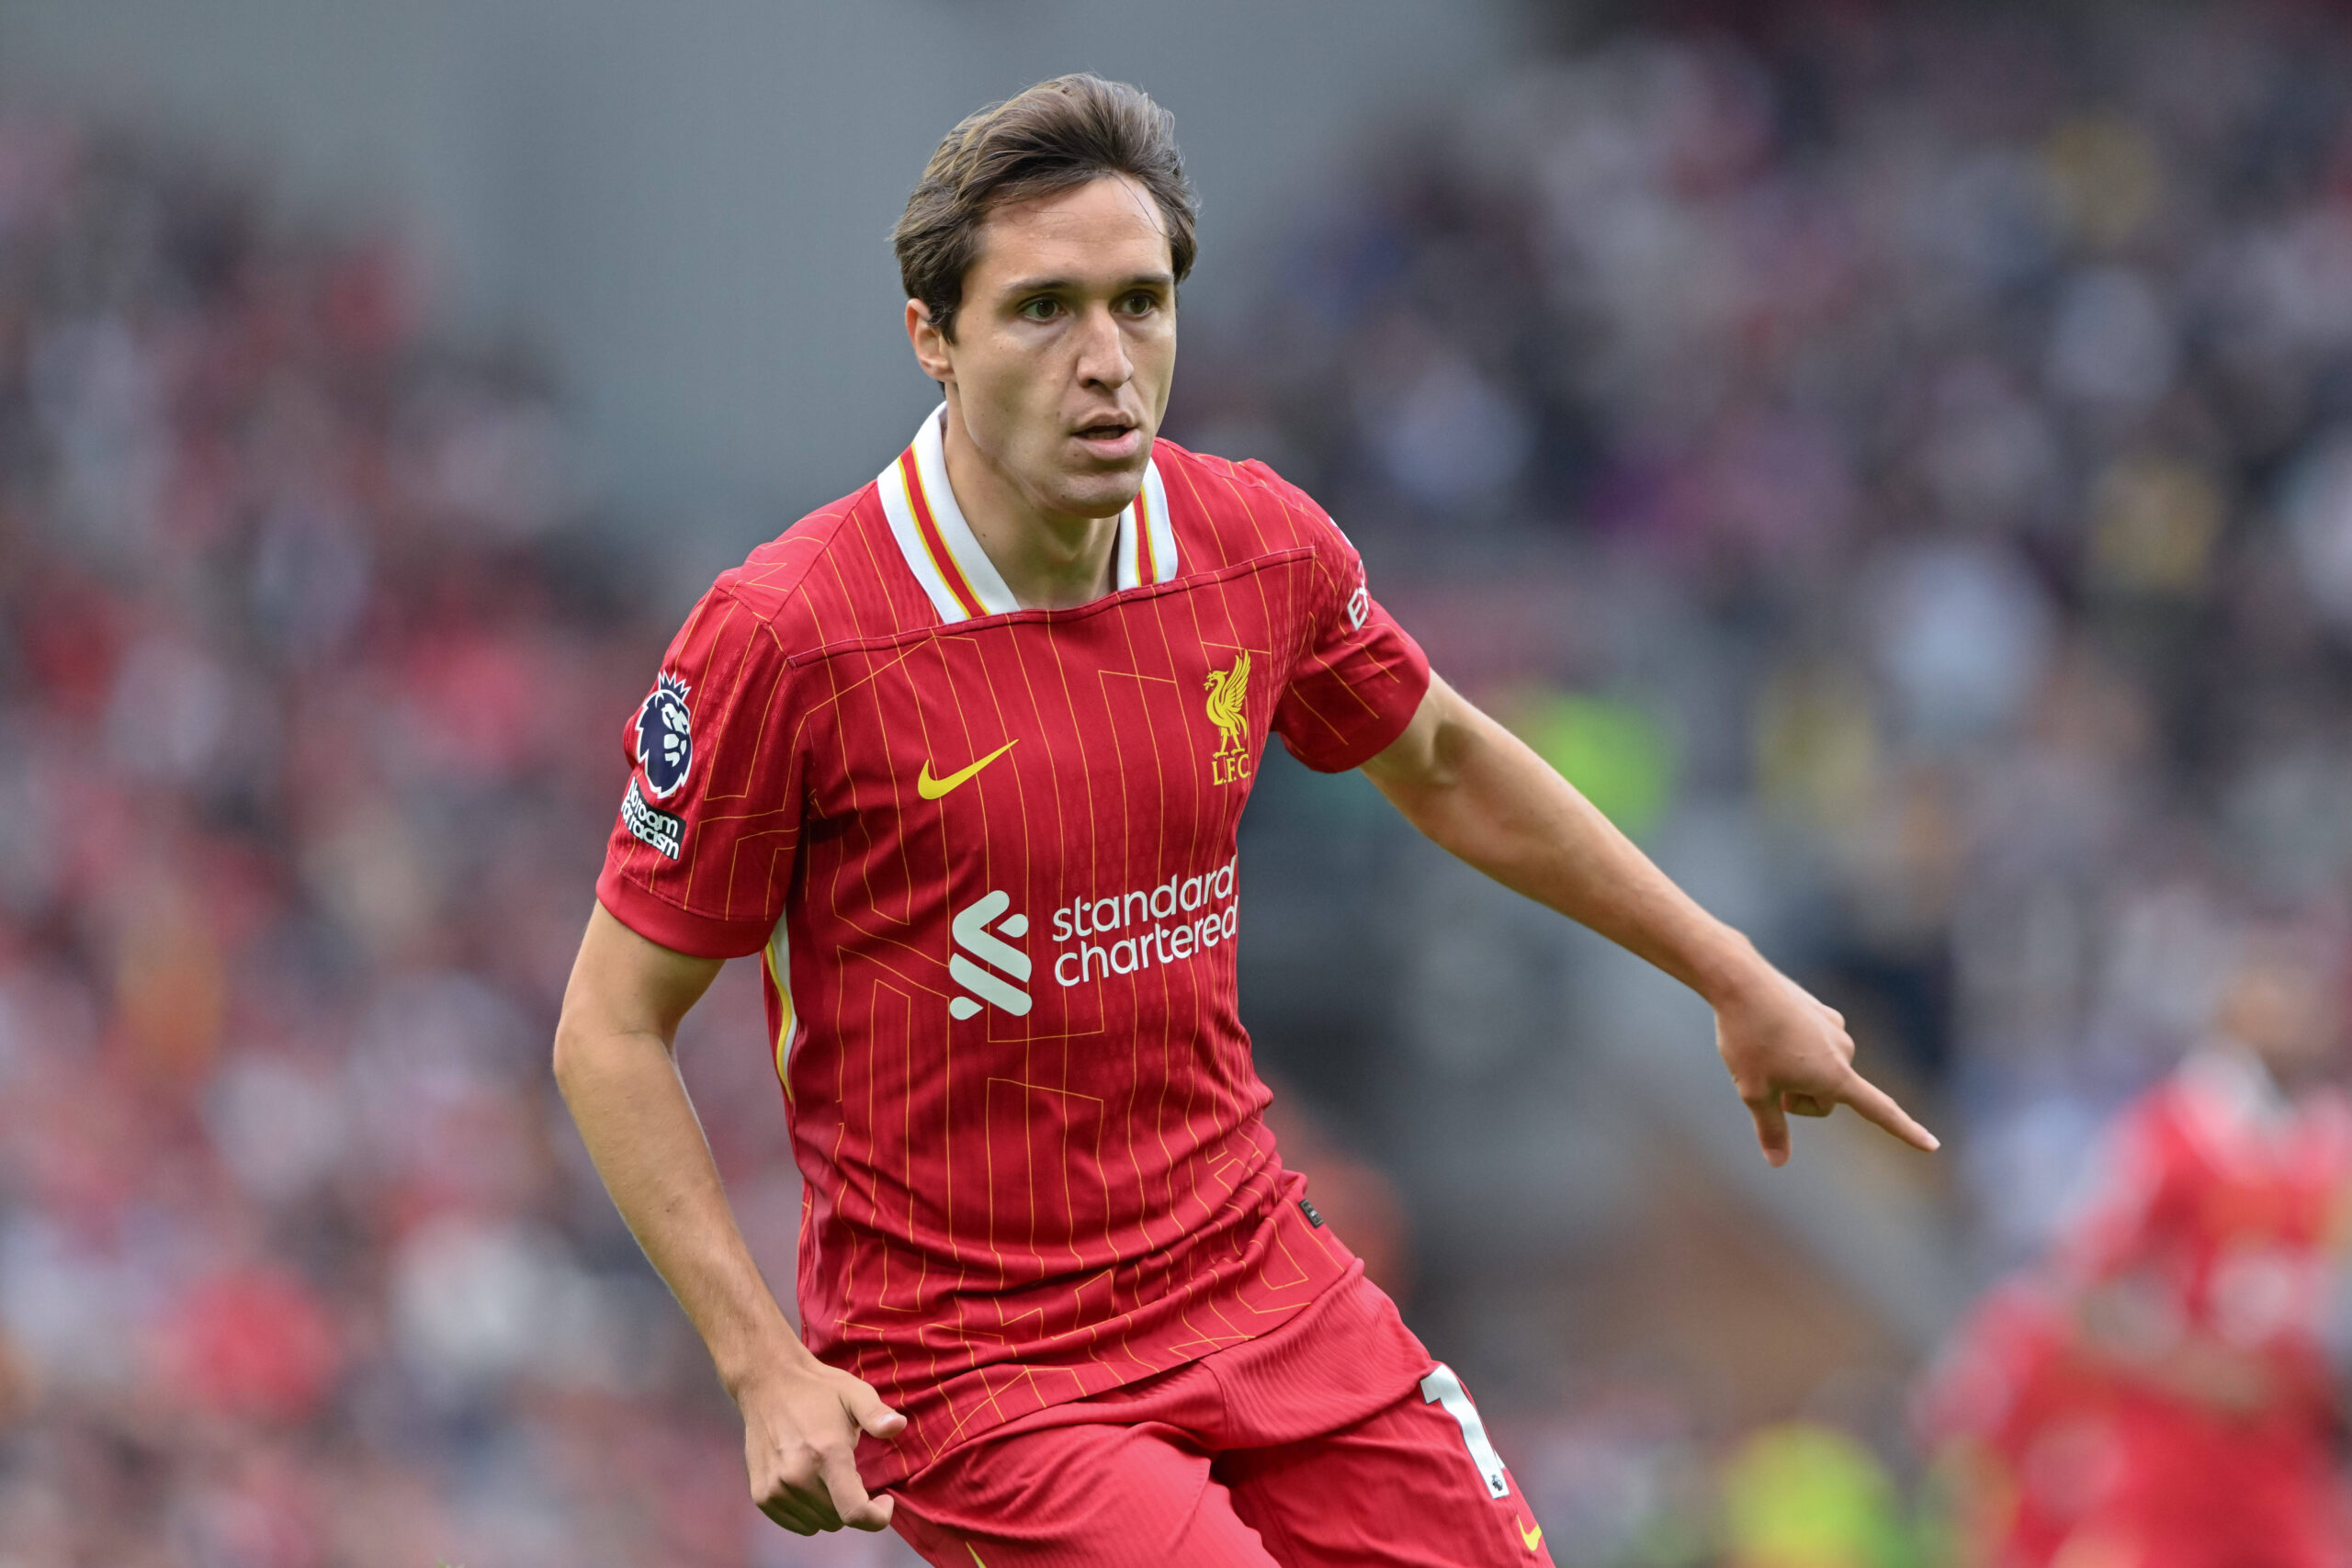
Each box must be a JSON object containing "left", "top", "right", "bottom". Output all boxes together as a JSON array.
[{"left": 940, "top": 396, "right": 1122, "bottom": 611}]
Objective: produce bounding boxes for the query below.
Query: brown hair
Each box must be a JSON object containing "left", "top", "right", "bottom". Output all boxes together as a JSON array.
[{"left": 893, "top": 73, "right": 1197, "bottom": 341}]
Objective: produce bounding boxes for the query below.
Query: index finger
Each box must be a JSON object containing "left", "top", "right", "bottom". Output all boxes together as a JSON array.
[
  {"left": 819, "top": 1446, "right": 893, "bottom": 1532},
  {"left": 1838, "top": 1067, "right": 1939, "bottom": 1153}
]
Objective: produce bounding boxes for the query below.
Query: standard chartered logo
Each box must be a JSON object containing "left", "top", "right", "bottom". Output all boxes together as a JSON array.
[
  {"left": 947, "top": 861, "right": 1240, "bottom": 1019},
  {"left": 1049, "top": 857, "right": 1238, "bottom": 988},
  {"left": 948, "top": 890, "right": 1031, "bottom": 1020}
]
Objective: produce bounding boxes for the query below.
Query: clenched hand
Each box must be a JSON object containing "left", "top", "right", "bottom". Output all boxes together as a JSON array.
[{"left": 736, "top": 1354, "right": 907, "bottom": 1535}]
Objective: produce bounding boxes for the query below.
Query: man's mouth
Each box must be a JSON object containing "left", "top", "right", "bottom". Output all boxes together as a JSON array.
[{"left": 1073, "top": 418, "right": 1141, "bottom": 455}]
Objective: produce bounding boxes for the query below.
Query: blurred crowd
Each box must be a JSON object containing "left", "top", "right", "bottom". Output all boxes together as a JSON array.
[
  {"left": 7, "top": 1, "right": 2352, "bottom": 1564},
  {"left": 1192, "top": 0, "right": 2352, "bottom": 1165},
  {"left": 0, "top": 122, "right": 852, "bottom": 1565},
  {"left": 1171, "top": 2, "right": 2352, "bottom": 1562}
]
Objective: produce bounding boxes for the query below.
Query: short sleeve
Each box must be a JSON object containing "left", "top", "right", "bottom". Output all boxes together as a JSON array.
[
  {"left": 1262, "top": 475, "right": 1431, "bottom": 773},
  {"left": 596, "top": 588, "right": 802, "bottom": 959}
]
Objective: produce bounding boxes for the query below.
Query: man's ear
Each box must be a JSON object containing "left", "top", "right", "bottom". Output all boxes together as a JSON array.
[{"left": 906, "top": 300, "right": 954, "bottom": 386}]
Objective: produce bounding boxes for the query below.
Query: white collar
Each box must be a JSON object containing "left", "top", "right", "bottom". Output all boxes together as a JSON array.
[{"left": 874, "top": 403, "right": 1178, "bottom": 625}]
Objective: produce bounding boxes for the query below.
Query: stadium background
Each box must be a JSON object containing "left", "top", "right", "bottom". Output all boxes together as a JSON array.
[{"left": 0, "top": 0, "right": 2346, "bottom": 1562}]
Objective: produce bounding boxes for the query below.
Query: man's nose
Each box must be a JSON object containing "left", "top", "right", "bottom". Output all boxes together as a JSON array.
[{"left": 1074, "top": 304, "right": 1133, "bottom": 390}]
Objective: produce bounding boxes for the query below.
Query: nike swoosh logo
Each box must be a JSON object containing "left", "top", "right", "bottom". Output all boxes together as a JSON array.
[
  {"left": 917, "top": 739, "right": 1018, "bottom": 800},
  {"left": 1519, "top": 1517, "right": 1543, "bottom": 1552}
]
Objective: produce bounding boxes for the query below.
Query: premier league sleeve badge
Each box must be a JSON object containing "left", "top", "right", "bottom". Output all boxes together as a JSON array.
[{"left": 633, "top": 671, "right": 694, "bottom": 798}]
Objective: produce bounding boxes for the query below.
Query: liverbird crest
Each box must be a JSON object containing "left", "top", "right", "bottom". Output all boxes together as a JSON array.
[{"left": 1202, "top": 651, "right": 1250, "bottom": 759}]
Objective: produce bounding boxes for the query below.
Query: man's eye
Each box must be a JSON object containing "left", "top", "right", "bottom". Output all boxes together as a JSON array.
[
  {"left": 1120, "top": 293, "right": 1158, "bottom": 315},
  {"left": 1019, "top": 299, "right": 1059, "bottom": 321}
]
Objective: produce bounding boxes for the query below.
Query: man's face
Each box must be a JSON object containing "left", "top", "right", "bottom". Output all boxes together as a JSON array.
[
  {"left": 918, "top": 175, "right": 1176, "bottom": 520},
  {"left": 2221, "top": 950, "right": 2342, "bottom": 1085}
]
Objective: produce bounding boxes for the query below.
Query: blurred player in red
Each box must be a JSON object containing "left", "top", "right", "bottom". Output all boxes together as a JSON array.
[
  {"left": 1917, "top": 1275, "right": 2111, "bottom": 1564},
  {"left": 551, "top": 74, "right": 1937, "bottom": 1567},
  {"left": 1921, "top": 926, "right": 2352, "bottom": 1567}
]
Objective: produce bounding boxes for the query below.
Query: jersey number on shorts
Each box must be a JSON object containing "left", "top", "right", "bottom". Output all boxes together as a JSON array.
[{"left": 1420, "top": 1363, "right": 1510, "bottom": 1499}]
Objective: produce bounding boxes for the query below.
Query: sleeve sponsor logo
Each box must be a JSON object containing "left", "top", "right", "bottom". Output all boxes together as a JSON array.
[
  {"left": 633, "top": 671, "right": 694, "bottom": 798},
  {"left": 1345, "top": 583, "right": 1370, "bottom": 630},
  {"left": 620, "top": 777, "right": 684, "bottom": 860}
]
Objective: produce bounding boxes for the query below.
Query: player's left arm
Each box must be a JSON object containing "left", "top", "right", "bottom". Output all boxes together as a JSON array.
[{"left": 1359, "top": 672, "right": 1938, "bottom": 1167}]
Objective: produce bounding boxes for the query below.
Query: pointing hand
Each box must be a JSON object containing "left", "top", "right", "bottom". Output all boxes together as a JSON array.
[{"left": 1711, "top": 964, "right": 1938, "bottom": 1167}]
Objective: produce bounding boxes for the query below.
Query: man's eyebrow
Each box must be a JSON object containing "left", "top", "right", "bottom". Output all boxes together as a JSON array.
[{"left": 999, "top": 270, "right": 1177, "bottom": 296}]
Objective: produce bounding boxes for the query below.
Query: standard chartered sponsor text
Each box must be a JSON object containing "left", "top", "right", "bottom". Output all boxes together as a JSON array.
[{"left": 1049, "top": 856, "right": 1238, "bottom": 987}]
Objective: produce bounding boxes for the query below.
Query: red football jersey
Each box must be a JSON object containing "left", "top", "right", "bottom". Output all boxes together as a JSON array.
[
  {"left": 2027, "top": 1051, "right": 2352, "bottom": 1562},
  {"left": 2057, "top": 1048, "right": 2352, "bottom": 1410},
  {"left": 596, "top": 406, "right": 1431, "bottom": 1483},
  {"left": 1918, "top": 1055, "right": 2352, "bottom": 1566}
]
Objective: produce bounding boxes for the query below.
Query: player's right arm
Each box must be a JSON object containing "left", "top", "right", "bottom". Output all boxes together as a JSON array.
[
  {"left": 553, "top": 903, "right": 906, "bottom": 1534},
  {"left": 562, "top": 575, "right": 899, "bottom": 1536}
]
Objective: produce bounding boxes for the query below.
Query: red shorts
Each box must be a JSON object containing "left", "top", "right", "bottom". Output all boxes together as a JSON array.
[{"left": 885, "top": 1269, "right": 1555, "bottom": 1568}]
